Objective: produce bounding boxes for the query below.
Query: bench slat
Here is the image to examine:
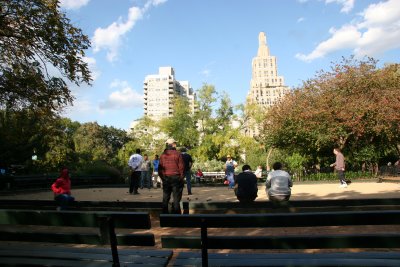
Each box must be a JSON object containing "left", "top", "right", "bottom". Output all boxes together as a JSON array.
[
  {"left": 162, "top": 234, "right": 400, "bottom": 249},
  {"left": 160, "top": 210, "right": 400, "bottom": 227},
  {"left": 0, "top": 209, "right": 151, "bottom": 228}
]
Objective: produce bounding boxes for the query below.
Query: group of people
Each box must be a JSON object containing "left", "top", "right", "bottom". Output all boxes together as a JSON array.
[
  {"left": 128, "top": 138, "right": 193, "bottom": 214},
  {"left": 49, "top": 144, "right": 347, "bottom": 212},
  {"left": 228, "top": 146, "right": 348, "bottom": 204}
]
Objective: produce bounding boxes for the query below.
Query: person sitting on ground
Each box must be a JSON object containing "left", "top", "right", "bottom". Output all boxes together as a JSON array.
[
  {"left": 254, "top": 165, "right": 263, "bottom": 179},
  {"left": 51, "top": 168, "right": 75, "bottom": 210},
  {"left": 266, "top": 162, "right": 292, "bottom": 203},
  {"left": 234, "top": 164, "right": 258, "bottom": 203}
]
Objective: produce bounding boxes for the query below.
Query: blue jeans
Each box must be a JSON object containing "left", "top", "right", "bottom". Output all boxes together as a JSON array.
[
  {"left": 55, "top": 194, "right": 75, "bottom": 210},
  {"left": 184, "top": 170, "right": 192, "bottom": 194},
  {"left": 162, "top": 175, "right": 184, "bottom": 214},
  {"left": 141, "top": 170, "right": 151, "bottom": 189},
  {"left": 226, "top": 172, "right": 235, "bottom": 188}
]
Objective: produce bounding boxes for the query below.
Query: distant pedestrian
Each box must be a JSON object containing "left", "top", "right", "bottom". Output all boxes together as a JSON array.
[
  {"left": 266, "top": 162, "right": 292, "bottom": 203},
  {"left": 195, "top": 168, "right": 204, "bottom": 183},
  {"left": 254, "top": 165, "right": 263, "bottom": 179},
  {"left": 234, "top": 164, "right": 258, "bottom": 203},
  {"left": 159, "top": 138, "right": 185, "bottom": 214},
  {"left": 224, "top": 155, "right": 237, "bottom": 189},
  {"left": 180, "top": 147, "right": 193, "bottom": 195},
  {"left": 140, "top": 154, "right": 152, "bottom": 189},
  {"left": 51, "top": 168, "right": 75, "bottom": 210},
  {"left": 330, "top": 147, "right": 347, "bottom": 188},
  {"left": 152, "top": 155, "right": 160, "bottom": 188},
  {"left": 128, "top": 148, "right": 143, "bottom": 194}
]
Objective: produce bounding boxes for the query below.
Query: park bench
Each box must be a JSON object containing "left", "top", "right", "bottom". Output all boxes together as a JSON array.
[
  {"left": 0, "top": 209, "right": 172, "bottom": 266},
  {"left": 201, "top": 172, "right": 226, "bottom": 183},
  {"left": 160, "top": 210, "right": 400, "bottom": 267},
  {"left": 182, "top": 198, "right": 400, "bottom": 214}
]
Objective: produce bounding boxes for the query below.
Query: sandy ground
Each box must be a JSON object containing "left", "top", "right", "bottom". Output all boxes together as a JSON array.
[{"left": 1, "top": 179, "right": 399, "bottom": 202}]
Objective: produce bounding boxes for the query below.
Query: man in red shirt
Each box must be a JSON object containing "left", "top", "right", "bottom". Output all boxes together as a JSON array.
[{"left": 159, "top": 138, "right": 184, "bottom": 214}]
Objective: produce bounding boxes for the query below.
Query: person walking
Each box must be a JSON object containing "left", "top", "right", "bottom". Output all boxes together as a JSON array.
[
  {"left": 152, "top": 155, "right": 160, "bottom": 188},
  {"left": 234, "top": 164, "right": 258, "bottom": 203},
  {"left": 159, "top": 138, "right": 185, "bottom": 214},
  {"left": 140, "top": 154, "right": 152, "bottom": 189},
  {"left": 128, "top": 148, "right": 143, "bottom": 194},
  {"left": 330, "top": 147, "right": 347, "bottom": 188},
  {"left": 51, "top": 168, "right": 75, "bottom": 210},
  {"left": 180, "top": 147, "right": 193, "bottom": 195},
  {"left": 266, "top": 162, "right": 293, "bottom": 203},
  {"left": 224, "top": 155, "right": 237, "bottom": 189}
]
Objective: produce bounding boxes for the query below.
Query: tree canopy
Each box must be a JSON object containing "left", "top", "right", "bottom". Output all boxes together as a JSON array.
[
  {"left": 0, "top": 0, "right": 91, "bottom": 112},
  {"left": 263, "top": 57, "right": 400, "bottom": 167}
]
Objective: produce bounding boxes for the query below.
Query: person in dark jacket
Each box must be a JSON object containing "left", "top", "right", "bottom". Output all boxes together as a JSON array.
[
  {"left": 180, "top": 147, "right": 193, "bottom": 195},
  {"left": 234, "top": 164, "right": 258, "bottom": 203},
  {"left": 159, "top": 138, "right": 185, "bottom": 214}
]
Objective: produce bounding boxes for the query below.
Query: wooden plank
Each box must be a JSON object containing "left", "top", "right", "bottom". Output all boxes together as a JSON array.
[
  {"left": 0, "top": 210, "right": 151, "bottom": 229},
  {"left": 160, "top": 210, "right": 400, "bottom": 228},
  {"left": 162, "top": 234, "right": 400, "bottom": 249}
]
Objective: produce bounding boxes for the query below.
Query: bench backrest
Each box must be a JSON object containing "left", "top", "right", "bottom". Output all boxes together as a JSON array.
[
  {"left": 0, "top": 209, "right": 154, "bottom": 266},
  {"left": 160, "top": 210, "right": 400, "bottom": 266}
]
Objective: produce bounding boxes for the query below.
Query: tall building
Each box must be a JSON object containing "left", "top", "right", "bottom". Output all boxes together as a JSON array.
[
  {"left": 247, "top": 32, "right": 289, "bottom": 107},
  {"left": 143, "top": 67, "right": 196, "bottom": 120}
]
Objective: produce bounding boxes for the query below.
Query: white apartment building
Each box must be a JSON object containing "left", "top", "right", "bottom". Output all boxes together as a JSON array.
[
  {"left": 143, "top": 67, "right": 195, "bottom": 120},
  {"left": 247, "top": 32, "right": 289, "bottom": 107}
]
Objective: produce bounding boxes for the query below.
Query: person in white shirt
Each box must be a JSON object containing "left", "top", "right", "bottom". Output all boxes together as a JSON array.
[
  {"left": 254, "top": 165, "right": 263, "bottom": 179},
  {"left": 128, "top": 148, "right": 143, "bottom": 195},
  {"left": 266, "top": 162, "right": 292, "bottom": 203}
]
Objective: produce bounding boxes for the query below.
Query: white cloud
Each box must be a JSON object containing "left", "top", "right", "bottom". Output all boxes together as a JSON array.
[
  {"left": 92, "top": 0, "right": 167, "bottom": 62},
  {"left": 59, "top": 0, "right": 90, "bottom": 10},
  {"left": 325, "top": 0, "right": 355, "bottom": 13},
  {"left": 63, "top": 98, "right": 97, "bottom": 118},
  {"left": 296, "top": 0, "right": 400, "bottom": 62},
  {"left": 297, "top": 17, "right": 305, "bottom": 23},
  {"left": 99, "top": 80, "right": 143, "bottom": 110}
]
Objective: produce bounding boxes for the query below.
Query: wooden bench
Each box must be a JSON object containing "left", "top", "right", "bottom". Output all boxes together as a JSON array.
[
  {"left": 160, "top": 210, "right": 400, "bottom": 267},
  {"left": 201, "top": 172, "right": 226, "bottom": 183},
  {"left": 182, "top": 198, "right": 400, "bottom": 214},
  {"left": 0, "top": 209, "right": 172, "bottom": 266}
]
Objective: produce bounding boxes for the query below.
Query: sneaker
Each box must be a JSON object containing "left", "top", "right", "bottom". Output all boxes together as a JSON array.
[{"left": 339, "top": 183, "right": 348, "bottom": 188}]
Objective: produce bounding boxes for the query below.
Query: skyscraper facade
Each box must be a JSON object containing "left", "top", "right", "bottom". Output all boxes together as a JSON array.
[
  {"left": 247, "top": 32, "right": 289, "bottom": 107},
  {"left": 143, "top": 67, "right": 195, "bottom": 120}
]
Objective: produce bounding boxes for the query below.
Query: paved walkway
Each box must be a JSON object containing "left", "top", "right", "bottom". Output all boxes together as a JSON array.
[{"left": 1, "top": 179, "right": 399, "bottom": 202}]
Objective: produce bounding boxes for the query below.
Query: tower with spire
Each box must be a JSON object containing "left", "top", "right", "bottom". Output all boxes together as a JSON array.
[{"left": 247, "top": 32, "right": 289, "bottom": 107}]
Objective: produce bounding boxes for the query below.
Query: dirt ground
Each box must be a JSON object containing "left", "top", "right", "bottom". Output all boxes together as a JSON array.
[{"left": 1, "top": 179, "right": 399, "bottom": 202}]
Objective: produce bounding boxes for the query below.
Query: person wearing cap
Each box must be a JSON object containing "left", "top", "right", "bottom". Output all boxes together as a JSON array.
[
  {"left": 224, "top": 154, "right": 237, "bottom": 189},
  {"left": 158, "top": 138, "right": 185, "bottom": 214}
]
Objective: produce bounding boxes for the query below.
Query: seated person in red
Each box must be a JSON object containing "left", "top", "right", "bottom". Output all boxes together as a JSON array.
[
  {"left": 234, "top": 164, "right": 258, "bottom": 203},
  {"left": 51, "top": 168, "right": 75, "bottom": 210},
  {"left": 195, "top": 169, "right": 203, "bottom": 183}
]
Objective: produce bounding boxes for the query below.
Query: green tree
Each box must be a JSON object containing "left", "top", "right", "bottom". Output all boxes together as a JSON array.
[
  {"left": 263, "top": 57, "right": 400, "bottom": 168},
  {"left": 0, "top": 0, "right": 91, "bottom": 112}
]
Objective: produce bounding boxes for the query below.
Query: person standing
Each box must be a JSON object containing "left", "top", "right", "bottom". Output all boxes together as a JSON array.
[
  {"left": 224, "top": 155, "right": 237, "bottom": 189},
  {"left": 128, "top": 148, "right": 143, "bottom": 194},
  {"left": 234, "top": 164, "right": 258, "bottom": 203},
  {"left": 152, "top": 155, "right": 160, "bottom": 188},
  {"left": 140, "top": 154, "right": 152, "bottom": 189},
  {"left": 266, "top": 162, "right": 293, "bottom": 203},
  {"left": 330, "top": 147, "right": 347, "bottom": 188},
  {"left": 159, "top": 138, "right": 185, "bottom": 214},
  {"left": 180, "top": 147, "right": 193, "bottom": 195},
  {"left": 51, "top": 168, "right": 75, "bottom": 210},
  {"left": 254, "top": 165, "right": 263, "bottom": 179}
]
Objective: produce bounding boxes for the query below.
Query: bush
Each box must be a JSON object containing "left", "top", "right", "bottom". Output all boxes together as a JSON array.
[{"left": 75, "top": 161, "right": 122, "bottom": 183}]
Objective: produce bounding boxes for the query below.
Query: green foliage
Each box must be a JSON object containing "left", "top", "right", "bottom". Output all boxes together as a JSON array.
[
  {"left": 286, "top": 152, "right": 308, "bottom": 180},
  {"left": 192, "top": 159, "right": 225, "bottom": 172},
  {"left": 0, "top": 0, "right": 91, "bottom": 113},
  {"left": 74, "top": 161, "right": 122, "bottom": 182}
]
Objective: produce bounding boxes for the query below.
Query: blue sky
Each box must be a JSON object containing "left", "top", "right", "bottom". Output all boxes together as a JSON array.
[{"left": 59, "top": 0, "right": 400, "bottom": 130}]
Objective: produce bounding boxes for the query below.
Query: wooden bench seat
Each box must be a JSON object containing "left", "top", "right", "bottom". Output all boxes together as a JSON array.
[
  {"left": 160, "top": 210, "right": 400, "bottom": 267},
  {"left": 0, "top": 209, "right": 172, "bottom": 266}
]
